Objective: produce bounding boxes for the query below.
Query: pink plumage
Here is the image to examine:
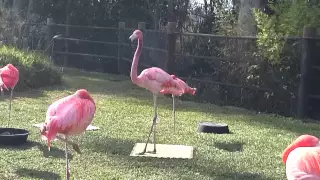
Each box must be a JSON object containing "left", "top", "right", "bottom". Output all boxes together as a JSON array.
[
  {"left": 129, "top": 29, "right": 196, "bottom": 154},
  {"left": 0, "top": 63, "right": 19, "bottom": 125},
  {"left": 0, "top": 63, "right": 19, "bottom": 91},
  {"left": 129, "top": 30, "right": 179, "bottom": 95},
  {"left": 133, "top": 67, "right": 179, "bottom": 94},
  {"left": 160, "top": 75, "right": 196, "bottom": 96},
  {"left": 40, "top": 89, "right": 95, "bottom": 180},
  {"left": 40, "top": 89, "right": 96, "bottom": 150},
  {"left": 282, "top": 134, "right": 320, "bottom": 180}
]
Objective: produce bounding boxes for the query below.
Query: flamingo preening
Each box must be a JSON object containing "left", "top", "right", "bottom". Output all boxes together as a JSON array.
[
  {"left": 160, "top": 75, "right": 196, "bottom": 132},
  {"left": 282, "top": 134, "right": 320, "bottom": 180},
  {"left": 39, "top": 89, "right": 96, "bottom": 180},
  {"left": 0, "top": 64, "right": 19, "bottom": 126},
  {"left": 129, "top": 29, "right": 196, "bottom": 154}
]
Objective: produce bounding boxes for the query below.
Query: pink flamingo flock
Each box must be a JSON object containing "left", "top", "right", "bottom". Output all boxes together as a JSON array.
[
  {"left": 0, "top": 29, "right": 195, "bottom": 179},
  {"left": 129, "top": 29, "right": 196, "bottom": 154},
  {"left": 4, "top": 29, "right": 318, "bottom": 180},
  {"left": 1, "top": 63, "right": 95, "bottom": 180}
]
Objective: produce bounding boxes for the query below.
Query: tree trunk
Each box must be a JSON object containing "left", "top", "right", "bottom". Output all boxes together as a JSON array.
[{"left": 237, "top": 0, "right": 267, "bottom": 36}]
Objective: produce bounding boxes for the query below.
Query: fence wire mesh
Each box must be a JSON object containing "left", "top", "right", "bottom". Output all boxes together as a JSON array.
[{"left": 21, "top": 22, "right": 320, "bottom": 118}]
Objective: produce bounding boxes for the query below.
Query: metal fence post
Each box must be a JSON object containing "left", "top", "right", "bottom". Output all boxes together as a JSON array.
[
  {"left": 165, "top": 22, "right": 177, "bottom": 74},
  {"left": 46, "top": 18, "right": 54, "bottom": 57},
  {"left": 297, "top": 26, "right": 316, "bottom": 119},
  {"left": 118, "top": 22, "right": 125, "bottom": 74}
]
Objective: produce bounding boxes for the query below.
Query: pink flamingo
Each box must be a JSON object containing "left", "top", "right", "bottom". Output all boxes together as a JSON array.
[
  {"left": 0, "top": 64, "right": 19, "bottom": 125},
  {"left": 282, "top": 134, "right": 320, "bottom": 180},
  {"left": 39, "top": 89, "right": 96, "bottom": 180},
  {"left": 129, "top": 29, "right": 196, "bottom": 154}
]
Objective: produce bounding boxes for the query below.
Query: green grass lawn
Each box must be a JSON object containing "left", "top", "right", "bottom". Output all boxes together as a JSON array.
[{"left": 0, "top": 68, "right": 319, "bottom": 180}]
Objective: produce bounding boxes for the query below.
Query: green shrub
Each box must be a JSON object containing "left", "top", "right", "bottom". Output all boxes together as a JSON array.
[
  {"left": 253, "top": 0, "right": 320, "bottom": 64},
  {"left": 0, "top": 46, "right": 62, "bottom": 91}
]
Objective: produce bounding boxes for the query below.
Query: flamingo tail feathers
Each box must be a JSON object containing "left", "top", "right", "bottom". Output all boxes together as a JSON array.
[{"left": 187, "top": 88, "right": 196, "bottom": 95}]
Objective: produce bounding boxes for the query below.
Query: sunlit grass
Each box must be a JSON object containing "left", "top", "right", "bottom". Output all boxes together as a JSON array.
[{"left": 0, "top": 67, "right": 318, "bottom": 179}]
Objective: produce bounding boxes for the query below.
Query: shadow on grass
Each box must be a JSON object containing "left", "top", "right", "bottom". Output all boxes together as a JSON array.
[
  {"left": 36, "top": 142, "right": 74, "bottom": 160},
  {"left": 84, "top": 135, "right": 135, "bottom": 155},
  {"left": 0, "top": 140, "right": 41, "bottom": 151},
  {"left": 0, "top": 140, "right": 73, "bottom": 160},
  {"left": 16, "top": 168, "right": 61, "bottom": 180},
  {"left": 194, "top": 165, "right": 274, "bottom": 180},
  {"left": 84, "top": 135, "right": 272, "bottom": 179},
  {"left": 0, "top": 89, "right": 45, "bottom": 100},
  {"left": 214, "top": 141, "right": 244, "bottom": 152}
]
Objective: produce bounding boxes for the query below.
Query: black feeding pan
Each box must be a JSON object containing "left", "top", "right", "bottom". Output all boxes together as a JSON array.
[
  {"left": 0, "top": 128, "right": 29, "bottom": 145},
  {"left": 198, "top": 122, "right": 230, "bottom": 134}
]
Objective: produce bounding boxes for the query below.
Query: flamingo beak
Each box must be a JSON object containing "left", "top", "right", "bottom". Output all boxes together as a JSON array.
[{"left": 129, "top": 33, "right": 138, "bottom": 42}]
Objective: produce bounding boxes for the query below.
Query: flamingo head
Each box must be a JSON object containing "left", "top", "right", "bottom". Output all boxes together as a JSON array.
[
  {"left": 5, "top": 64, "right": 19, "bottom": 75},
  {"left": 129, "top": 30, "right": 143, "bottom": 42},
  {"left": 39, "top": 123, "right": 47, "bottom": 135},
  {"left": 6, "top": 64, "right": 17, "bottom": 70},
  {"left": 75, "top": 89, "right": 95, "bottom": 104},
  {"left": 282, "top": 134, "right": 320, "bottom": 164},
  {"left": 0, "top": 64, "right": 19, "bottom": 89},
  {"left": 39, "top": 122, "right": 55, "bottom": 151}
]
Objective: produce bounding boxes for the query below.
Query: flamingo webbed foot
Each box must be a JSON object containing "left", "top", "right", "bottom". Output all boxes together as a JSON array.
[
  {"left": 138, "top": 149, "right": 157, "bottom": 155},
  {"left": 138, "top": 151, "right": 146, "bottom": 155}
]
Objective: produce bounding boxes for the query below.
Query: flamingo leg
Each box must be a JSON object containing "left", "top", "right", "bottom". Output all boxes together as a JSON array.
[
  {"left": 140, "top": 94, "right": 158, "bottom": 154},
  {"left": 65, "top": 135, "right": 70, "bottom": 180},
  {"left": 7, "top": 88, "right": 13, "bottom": 127},
  {"left": 153, "top": 93, "right": 157, "bottom": 153},
  {"left": 56, "top": 135, "right": 82, "bottom": 154},
  {"left": 172, "top": 95, "right": 176, "bottom": 133},
  {"left": 0, "top": 87, "right": 3, "bottom": 99}
]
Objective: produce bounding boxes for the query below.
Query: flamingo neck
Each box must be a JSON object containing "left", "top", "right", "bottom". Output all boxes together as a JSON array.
[
  {"left": 282, "top": 135, "right": 320, "bottom": 164},
  {"left": 130, "top": 38, "right": 143, "bottom": 83}
]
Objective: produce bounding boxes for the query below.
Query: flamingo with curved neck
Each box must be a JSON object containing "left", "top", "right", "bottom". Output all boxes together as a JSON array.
[{"left": 129, "top": 29, "right": 196, "bottom": 154}]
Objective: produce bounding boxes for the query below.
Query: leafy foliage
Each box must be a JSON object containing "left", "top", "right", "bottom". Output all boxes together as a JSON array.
[
  {"left": 0, "top": 46, "right": 62, "bottom": 91},
  {"left": 253, "top": 0, "right": 320, "bottom": 64}
]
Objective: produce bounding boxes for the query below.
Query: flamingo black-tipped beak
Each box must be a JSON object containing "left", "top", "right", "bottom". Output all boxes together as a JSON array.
[
  {"left": 129, "top": 36, "right": 133, "bottom": 42},
  {"left": 53, "top": 34, "right": 62, "bottom": 39},
  {"left": 129, "top": 33, "right": 138, "bottom": 42}
]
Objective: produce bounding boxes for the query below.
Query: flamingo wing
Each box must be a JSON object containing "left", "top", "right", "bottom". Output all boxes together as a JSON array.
[
  {"left": 0, "top": 65, "right": 19, "bottom": 88},
  {"left": 140, "top": 67, "right": 172, "bottom": 84},
  {"left": 286, "top": 147, "right": 320, "bottom": 180},
  {"left": 0, "top": 67, "right": 18, "bottom": 79},
  {"left": 137, "top": 67, "right": 180, "bottom": 93},
  {"left": 46, "top": 94, "right": 76, "bottom": 120},
  {"left": 46, "top": 96, "right": 95, "bottom": 134}
]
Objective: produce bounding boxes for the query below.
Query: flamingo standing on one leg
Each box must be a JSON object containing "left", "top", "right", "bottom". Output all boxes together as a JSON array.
[
  {"left": 159, "top": 75, "right": 196, "bottom": 132},
  {"left": 282, "top": 134, "right": 320, "bottom": 180},
  {"left": 39, "top": 89, "right": 96, "bottom": 180},
  {"left": 0, "top": 64, "right": 19, "bottom": 126},
  {"left": 129, "top": 29, "right": 189, "bottom": 155}
]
